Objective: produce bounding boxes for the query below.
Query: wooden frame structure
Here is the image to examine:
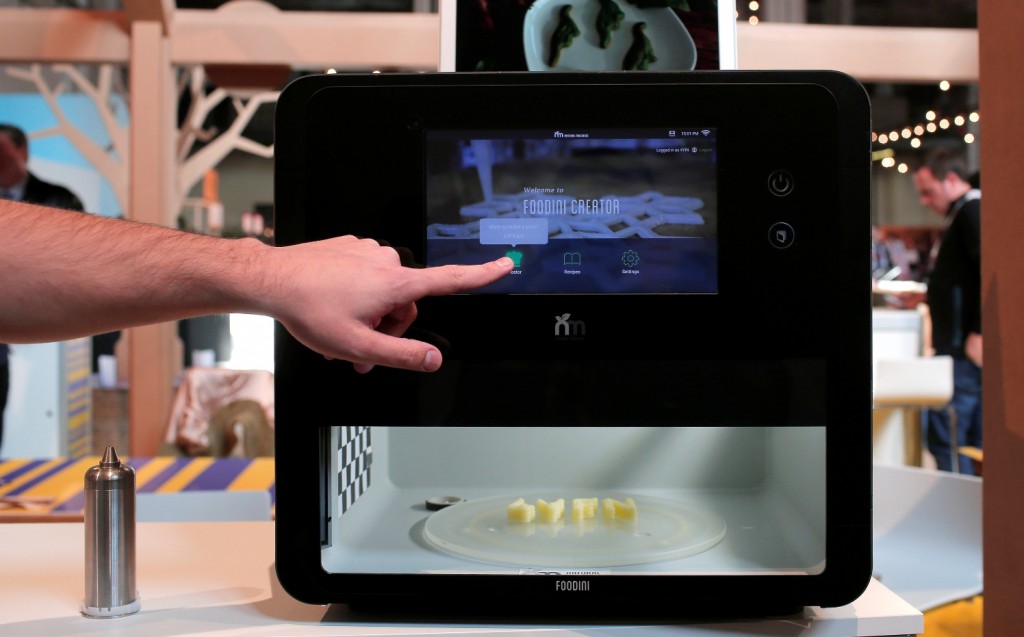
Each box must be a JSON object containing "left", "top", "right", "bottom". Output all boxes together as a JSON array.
[
  {"left": 7, "top": 1, "right": 1024, "bottom": 630},
  {"left": 0, "top": 2, "right": 983, "bottom": 455}
]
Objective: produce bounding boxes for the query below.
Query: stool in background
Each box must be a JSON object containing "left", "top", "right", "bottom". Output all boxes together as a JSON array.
[
  {"left": 873, "top": 356, "right": 956, "bottom": 468},
  {"left": 164, "top": 368, "right": 274, "bottom": 457}
]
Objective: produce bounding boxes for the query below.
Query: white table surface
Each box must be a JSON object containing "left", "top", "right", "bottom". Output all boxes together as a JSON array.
[
  {"left": 0, "top": 521, "right": 922, "bottom": 637},
  {"left": 872, "top": 464, "right": 983, "bottom": 611}
]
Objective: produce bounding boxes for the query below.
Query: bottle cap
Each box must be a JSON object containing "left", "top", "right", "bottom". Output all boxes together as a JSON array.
[{"left": 84, "top": 447, "right": 135, "bottom": 491}]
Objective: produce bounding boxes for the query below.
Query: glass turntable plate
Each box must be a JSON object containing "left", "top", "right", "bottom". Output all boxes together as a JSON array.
[{"left": 423, "top": 493, "right": 726, "bottom": 568}]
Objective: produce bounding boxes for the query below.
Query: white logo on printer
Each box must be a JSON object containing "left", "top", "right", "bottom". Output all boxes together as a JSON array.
[{"left": 554, "top": 313, "right": 586, "bottom": 338}]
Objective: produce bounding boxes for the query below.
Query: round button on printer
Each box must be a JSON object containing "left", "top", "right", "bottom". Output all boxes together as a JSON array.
[
  {"left": 768, "top": 170, "right": 795, "bottom": 197},
  {"left": 768, "top": 222, "right": 796, "bottom": 249}
]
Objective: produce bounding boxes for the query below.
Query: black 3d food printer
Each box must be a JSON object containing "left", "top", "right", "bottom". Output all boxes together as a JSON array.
[{"left": 273, "top": 70, "right": 872, "bottom": 615}]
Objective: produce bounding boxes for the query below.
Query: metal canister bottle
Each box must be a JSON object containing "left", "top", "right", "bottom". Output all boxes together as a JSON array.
[{"left": 81, "top": 446, "right": 140, "bottom": 618}]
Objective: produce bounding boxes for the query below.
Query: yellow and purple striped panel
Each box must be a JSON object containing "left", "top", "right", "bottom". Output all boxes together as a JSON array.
[{"left": 0, "top": 456, "right": 275, "bottom": 516}]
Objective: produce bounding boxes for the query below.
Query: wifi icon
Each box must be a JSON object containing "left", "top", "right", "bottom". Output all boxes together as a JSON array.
[{"left": 701, "top": 129, "right": 711, "bottom": 136}]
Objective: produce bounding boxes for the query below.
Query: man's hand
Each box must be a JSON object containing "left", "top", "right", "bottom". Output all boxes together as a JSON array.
[
  {"left": 965, "top": 332, "right": 983, "bottom": 367},
  {"left": 263, "top": 236, "right": 513, "bottom": 373},
  {"left": 0, "top": 201, "right": 511, "bottom": 355}
]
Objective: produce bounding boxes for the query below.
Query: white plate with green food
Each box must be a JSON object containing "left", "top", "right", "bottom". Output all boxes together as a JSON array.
[{"left": 524, "top": 0, "right": 697, "bottom": 71}]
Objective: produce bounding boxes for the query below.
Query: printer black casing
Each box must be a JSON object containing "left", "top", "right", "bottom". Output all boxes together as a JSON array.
[{"left": 273, "top": 71, "right": 872, "bottom": 615}]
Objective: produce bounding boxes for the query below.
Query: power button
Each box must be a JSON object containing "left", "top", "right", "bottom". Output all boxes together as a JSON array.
[{"left": 768, "top": 170, "right": 795, "bottom": 197}]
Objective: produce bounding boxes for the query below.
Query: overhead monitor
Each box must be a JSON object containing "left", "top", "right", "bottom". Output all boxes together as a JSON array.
[{"left": 439, "top": 0, "right": 738, "bottom": 72}]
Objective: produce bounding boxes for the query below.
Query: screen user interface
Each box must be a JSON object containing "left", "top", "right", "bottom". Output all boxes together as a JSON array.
[{"left": 424, "top": 128, "right": 718, "bottom": 294}]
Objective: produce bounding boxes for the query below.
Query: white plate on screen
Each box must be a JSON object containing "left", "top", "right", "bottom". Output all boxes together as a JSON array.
[{"left": 523, "top": 0, "right": 698, "bottom": 72}]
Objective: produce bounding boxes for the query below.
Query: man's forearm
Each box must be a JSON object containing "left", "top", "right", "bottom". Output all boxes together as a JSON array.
[
  {"left": 0, "top": 197, "right": 513, "bottom": 371},
  {"left": 0, "top": 199, "right": 268, "bottom": 342}
]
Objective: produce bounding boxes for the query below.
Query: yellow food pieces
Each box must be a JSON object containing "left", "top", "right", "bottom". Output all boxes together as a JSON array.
[
  {"left": 602, "top": 497, "right": 638, "bottom": 521},
  {"left": 536, "top": 498, "right": 566, "bottom": 523},
  {"left": 507, "top": 496, "right": 638, "bottom": 524},
  {"left": 572, "top": 497, "right": 599, "bottom": 521},
  {"left": 507, "top": 497, "right": 536, "bottom": 523}
]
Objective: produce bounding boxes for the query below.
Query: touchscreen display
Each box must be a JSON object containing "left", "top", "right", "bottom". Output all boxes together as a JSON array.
[{"left": 425, "top": 128, "right": 718, "bottom": 294}]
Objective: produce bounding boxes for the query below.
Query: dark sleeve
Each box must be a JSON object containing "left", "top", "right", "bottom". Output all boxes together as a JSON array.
[
  {"left": 25, "top": 175, "right": 85, "bottom": 212},
  {"left": 961, "top": 200, "right": 982, "bottom": 335},
  {"left": 49, "top": 187, "right": 85, "bottom": 212}
]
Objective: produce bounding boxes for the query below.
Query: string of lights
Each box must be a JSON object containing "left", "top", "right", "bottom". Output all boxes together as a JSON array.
[
  {"left": 734, "top": 14, "right": 979, "bottom": 172},
  {"left": 871, "top": 81, "right": 979, "bottom": 171},
  {"left": 744, "top": 1, "right": 761, "bottom": 25}
]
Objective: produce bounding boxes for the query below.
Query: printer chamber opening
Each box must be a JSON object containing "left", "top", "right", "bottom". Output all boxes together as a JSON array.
[{"left": 320, "top": 426, "right": 826, "bottom": 577}]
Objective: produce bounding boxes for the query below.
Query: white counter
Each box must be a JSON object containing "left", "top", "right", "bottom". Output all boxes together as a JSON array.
[
  {"left": 872, "top": 308, "right": 927, "bottom": 466},
  {"left": 0, "top": 520, "right": 922, "bottom": 636}
]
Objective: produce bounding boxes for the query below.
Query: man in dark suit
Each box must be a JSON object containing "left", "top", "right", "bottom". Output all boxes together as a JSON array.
[
  {"left": 913, "top": 147, "right": 982, "bottom": 474},
  {"left": 0, "top": 123, "right": 85, "bottom": 453},
  {"left": 0, "top": 124, "right": 84, "bottom": 210}
]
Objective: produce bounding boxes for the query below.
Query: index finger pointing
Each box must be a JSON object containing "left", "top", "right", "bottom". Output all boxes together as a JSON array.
[{"left": 407, "top": 257, "right": 514, "bottom": 298}]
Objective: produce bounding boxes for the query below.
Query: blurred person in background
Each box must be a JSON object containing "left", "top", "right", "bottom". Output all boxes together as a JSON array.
[
  {"left": 913, "top": 147, "right": 982, "bottom": 474},
  {"left": 0, "top": 123, "right": 85, "bottom": 454}
]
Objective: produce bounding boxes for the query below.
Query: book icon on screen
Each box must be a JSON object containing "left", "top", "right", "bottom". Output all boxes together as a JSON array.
[{"left": 563, "top": 252, "right": 582, "bottom": 266}]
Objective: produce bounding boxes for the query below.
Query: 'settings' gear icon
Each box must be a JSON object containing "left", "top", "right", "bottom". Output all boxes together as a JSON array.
[{"left": 622, "top": 250, "right": 640, "bottom": 268}]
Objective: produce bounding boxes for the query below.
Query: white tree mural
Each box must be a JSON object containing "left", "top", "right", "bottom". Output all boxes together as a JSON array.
[
  {"left": 4, "top": 62, "right": 279, "bottom": 233},
  {"left": 3, "top": 62, "right": 130, "bottom": 214},
  {"left": 176, "top": 65, "right": 278, "bottom": 228}
]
